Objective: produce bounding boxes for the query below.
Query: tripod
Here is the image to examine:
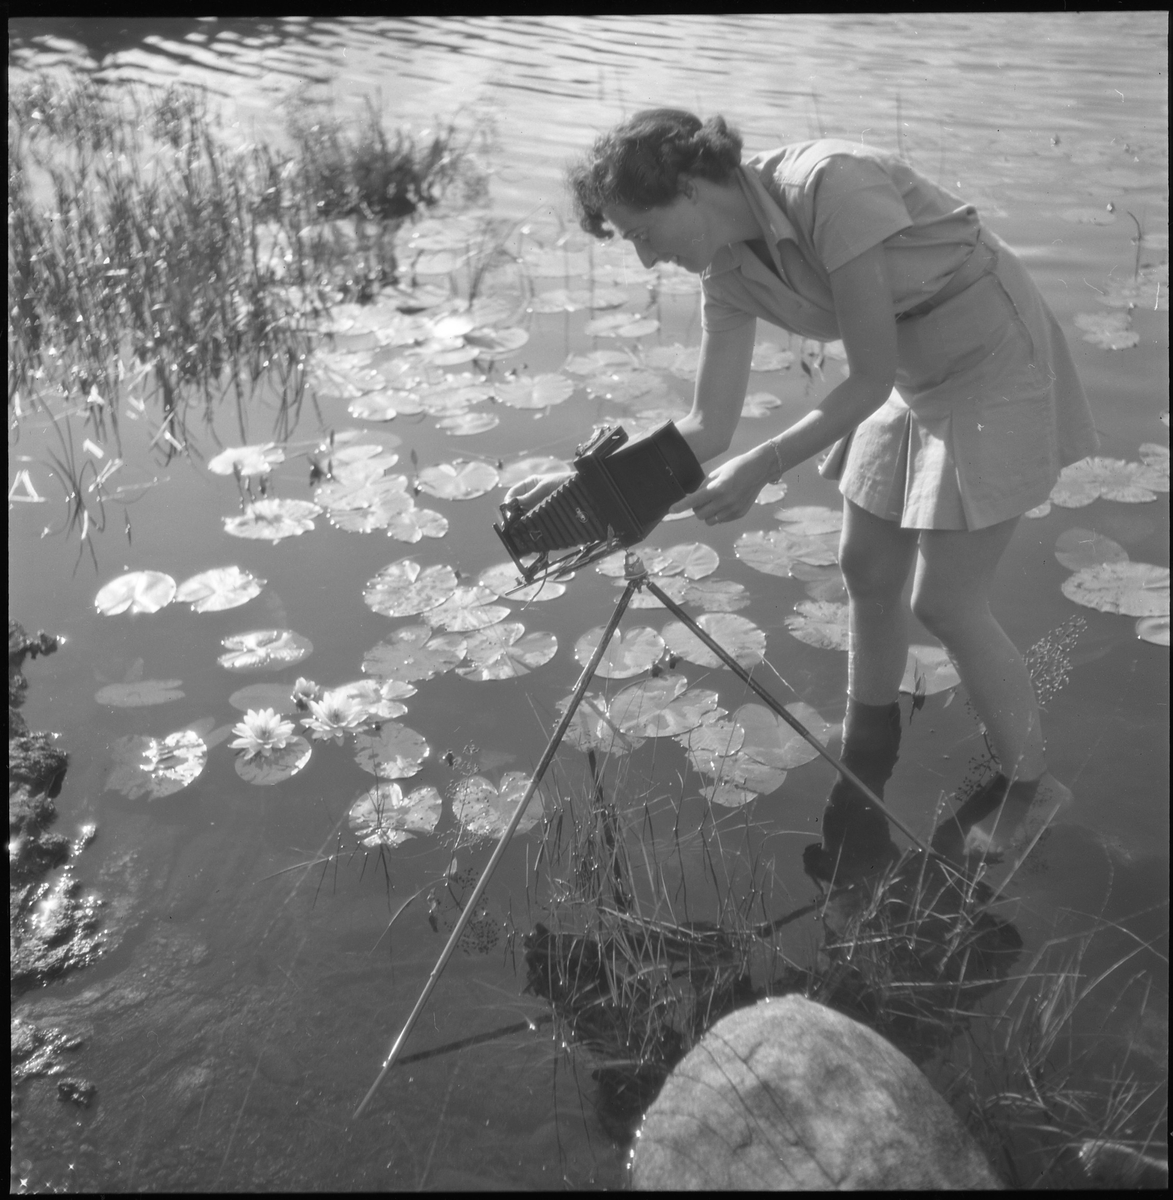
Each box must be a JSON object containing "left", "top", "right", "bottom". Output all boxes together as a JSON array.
[{"left": 352, "top": 550, "right": 931, "bottom": 1119}]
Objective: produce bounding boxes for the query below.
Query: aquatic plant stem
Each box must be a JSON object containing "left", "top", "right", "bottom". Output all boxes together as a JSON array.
[
  {"left": 641, "top": 575, "right": 933, "bottom": 856},
  {"left": 352, "top": 576, "right": 640, "bottom": 1120}
]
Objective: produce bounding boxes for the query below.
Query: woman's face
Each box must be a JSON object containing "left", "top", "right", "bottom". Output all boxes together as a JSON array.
[{"left": 602, "top": 187, "right": 716, "bottom": 274}]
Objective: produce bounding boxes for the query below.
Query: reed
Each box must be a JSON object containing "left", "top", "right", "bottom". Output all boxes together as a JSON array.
[{"left": 8, "top": 69, "right": 486, "bottom": 558}]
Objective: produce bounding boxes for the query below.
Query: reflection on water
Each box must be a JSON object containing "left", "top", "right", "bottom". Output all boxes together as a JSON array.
[{"left": 8, "top": 14, "right": 1168, "bottom": 1193}]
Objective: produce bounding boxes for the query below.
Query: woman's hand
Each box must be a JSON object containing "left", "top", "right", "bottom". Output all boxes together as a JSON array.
[
  {"left": 669, "top": 444, "right": 777, "bottom": 525},
  {"left": 503, "top": 471, "right": 575, "bottom": 512}
]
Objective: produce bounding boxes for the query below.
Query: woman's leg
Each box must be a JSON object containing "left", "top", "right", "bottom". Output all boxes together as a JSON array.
[
  {"left": 910, "top": 517, "right": 1046, "bottom": 782},
  {"left": 840, "top": 500, "right": 919, "bottom": 703},
  {"left": 804, "top": 502, "right": 918, "bottom": 883}
]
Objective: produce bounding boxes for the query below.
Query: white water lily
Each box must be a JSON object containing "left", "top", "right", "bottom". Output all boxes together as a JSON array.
[
  {"left": 301, "top": 691, "right": 369, "bottom": 743},
  {"left": 229, "top": 708, "right": 297, "bottom": 759}
]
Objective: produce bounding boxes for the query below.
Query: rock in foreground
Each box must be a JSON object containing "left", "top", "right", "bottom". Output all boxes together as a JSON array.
[{"left": 630, "top": 994, "right": 1001, "bottom": 1190}]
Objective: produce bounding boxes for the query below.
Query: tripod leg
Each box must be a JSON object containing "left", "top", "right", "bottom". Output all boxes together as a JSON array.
[
  {"left": 642, "top": 577, "right": 930, "bottom": 857},
  {"left": 353, "top": 578, "right": 639, "bottom": 1119}
]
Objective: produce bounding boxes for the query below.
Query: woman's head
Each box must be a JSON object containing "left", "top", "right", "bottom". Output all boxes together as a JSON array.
[{"left": 567, "top": 108, "right": 743, "bottom": 240}]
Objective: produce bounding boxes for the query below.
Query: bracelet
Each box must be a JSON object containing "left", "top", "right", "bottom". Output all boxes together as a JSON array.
[{"left": 768, "top": 437, "right": 786, "bottom": 483}]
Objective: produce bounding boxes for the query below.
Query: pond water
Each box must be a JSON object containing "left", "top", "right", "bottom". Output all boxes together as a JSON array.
[{"left": 9, "top": 14, "right": 1169, "bottom": 1192}]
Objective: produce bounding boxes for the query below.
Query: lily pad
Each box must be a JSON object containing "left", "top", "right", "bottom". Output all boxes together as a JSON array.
[
  {"left": 735, "top": 701, "right": 834, "bottom": 770},
  {"left": 642, "top": 342, "right": 700, "bottom": 379},
  {"left": 755, "top": 482, "right": 789, "bottom": 505},
  {"left": 353, "top": 722, "right": 431, "bottom": 779},
  {"left": 606, "top": 672, "right": 688, "bottom": 731},
  {"left": 105, "top": 728, "right": 207, "bottom": 800},
  {"left": 492, "top": 373, "right": 575, "bottom": 410},
  {"left": 466, "top": 326, "right": 529, "bottom": 357},
  {"left": 642, "top": 542, "right": 720, "bottom": 580},
  {"left": 234, "top": 735, "right": 312, "bottom": 785},
  {"left": 573, "top": 625, "right": 665, "bottom": 679},
  {"left": 438, "top": 412, "right": 500, "bottom": 436},
  {"left": 386, "top": 506, "right": 449, "bottom": 543},
  {"left": 1053, "top": 528, "right": 1130, "bottom": 571},
  {"left": 899, "top": 644, "right": 961, "bottom": 696},
  {"left": 95, "top": 571, "right": 177, "bottom": 615},
  {"left": 584, "top": 368, "right": 666, "bottom": 404},
  {"left": 228, "top": 683, "right": 299, "bottom": 713},
  {"left": 349, "top": 391, "right": 420, "bottom": 420},
  {"left": 679, "top": 579, "right": 751, "bottom": 612},
  {"left": 563, "top": 349, "right": 634, "bottom": 376},
  {"left": 477, "top": 562, "right": 567, "bottom": 602},
  {"left": 497, "top": 456, "right": 574, "bottom": 488},
  {"left": 791, "top": 563, "right": 848, "bottom": 602},
  {"left": 735, "top": 528, "right": 839, "bottom": 576},
  {"left": 333, "top": 678, "right": 415, "bottom": 721},
  {"left": 1136, "top": 615, "right": 1170, "bottom": 647},
  {"left": 224, "top": 498, "right": 321, "bottom": 542},
  {"left": 349, "top": 782, "right": 443, "bottom": 847},
  {"left": 610, "top": 675, "right": 722, "bottom": 738},
  {"left": 417, "top": 460, "right": 500, "bottom": 500},
  {"left": 364, "top": 560, "right": 459, "bottom": 618},
  {"left": 662, "top": 613, "right": 766, "bottom": 669},
  {"left": 677, "top": 717, "right": 746, "bottom": 762},
  {"left": 423, "top": 586, "right": 510, "bottom": 632},
  {"left": 627, "top": 575, "right": 690, "bottom": 609},
  {"left": 559, "top": 692, "right": 645, "bottom": 756},
  {"left": 1074, "top": 311, "right": 1139, "bottom": 350},
  {"left": 775, "top": 505, "right": 844, "bottom": 535},
  {"left": 784, "top": 601, "right": 850, "bottom": 650},
  {"left": 452, "top": 771, "right": 549, "bottom": 838},
  {"left": 94, "top": 680, "right": 185, "bottom": 707},
  {"left": 456, "top": 623, "right": 558, "bottom": 679},
  {"left": 583, "top": 311, "right": 649, "bottom": 337},
  {"left": 217, "top": 629, "right": 314, "bottom": 670},
  {"left": 207, "top": 443, "right": 285, "bottom": 477},
  {"left": 176, "top": 566, "right": 265, "bottom": 613},
  {"left": 1050, "top": 456, "right": 1170, "bottom": 507},
  {"left": 1061, "top": 561, "right": 1170, "bottom": 617},
  {"left": 742, "top": 392, "right": 783, "bottom": 418},
  {"left": 363, "top": 625, "right": 467, "bottom": 682},
  {"left": 751, "top": 342, "right": 796, "bottom": 372}
]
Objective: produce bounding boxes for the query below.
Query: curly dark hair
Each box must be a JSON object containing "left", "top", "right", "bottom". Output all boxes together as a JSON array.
[{"left": 566, "top": 108, "right": 743, "bottom": 239}]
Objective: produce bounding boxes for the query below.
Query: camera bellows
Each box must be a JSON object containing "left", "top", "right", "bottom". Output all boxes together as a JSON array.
[{"left": 495, "top": 422, "right": 703, "bottom": 570}]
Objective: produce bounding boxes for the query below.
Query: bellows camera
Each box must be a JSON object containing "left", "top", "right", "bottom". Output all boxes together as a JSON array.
[{"left": 495, "top": 422, "right": 704, "bottom": 583}]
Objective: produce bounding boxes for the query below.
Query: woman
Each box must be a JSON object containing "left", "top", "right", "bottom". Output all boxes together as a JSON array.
[{"left": 507, "top": 109, "right": 1098, "bottom": 880}]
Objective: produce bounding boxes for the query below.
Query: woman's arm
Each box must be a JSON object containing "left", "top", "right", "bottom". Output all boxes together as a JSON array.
[
  {"left": 674, "top": 320, "right": 758, "bottom": 463},
  {"left": 675, "top": 243, "right": 898, "bottom": 524}
]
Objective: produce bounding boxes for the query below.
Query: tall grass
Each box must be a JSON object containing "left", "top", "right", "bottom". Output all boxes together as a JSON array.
[{"left": 8, "top": 70, "right": 487, "bottom": 557}]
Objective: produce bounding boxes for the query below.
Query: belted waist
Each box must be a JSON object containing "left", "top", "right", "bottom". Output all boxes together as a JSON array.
[{"left": 896, "top": 230, "right": 998, "bottom": 322}]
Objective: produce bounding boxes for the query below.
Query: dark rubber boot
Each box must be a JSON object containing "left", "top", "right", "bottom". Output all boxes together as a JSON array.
[{"left": 803, "top": 698, "right": 901, "bottom": 885}]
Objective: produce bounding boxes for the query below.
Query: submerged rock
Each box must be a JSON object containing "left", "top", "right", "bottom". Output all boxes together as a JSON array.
[{"left": 630, "top": 995, "right": 1001, "bottom": 1191}]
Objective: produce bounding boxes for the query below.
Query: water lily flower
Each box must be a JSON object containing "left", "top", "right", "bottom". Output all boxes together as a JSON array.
[
  {"left": 229, "top": 708, "right": 297, "bottom": 759},
  {"left": 291, "top": 676, "right": 323, "bottom": 711},
  {"left": 301, "top": 690, "right": 368, "bottom": 743}
]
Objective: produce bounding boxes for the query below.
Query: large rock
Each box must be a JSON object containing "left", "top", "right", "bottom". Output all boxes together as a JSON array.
[{"left": 630, "top": 995, "right": 1001, "bottom": 1190}]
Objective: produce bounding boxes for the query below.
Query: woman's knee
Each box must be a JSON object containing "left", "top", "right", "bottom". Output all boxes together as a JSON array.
[
  {"left": 910, "top": 580, "right": 981, "bottom": 638},
  {"left": 840, "top": 539, "right": 910, "bottom": 602}
]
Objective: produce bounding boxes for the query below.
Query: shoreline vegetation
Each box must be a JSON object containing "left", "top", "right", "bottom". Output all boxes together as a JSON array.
[
  {"left": 8, "top": 70, "right": 489, "bottom": 561},
  {"left": 8, "top": 70, "right": 1167, "bottom": 1190}
]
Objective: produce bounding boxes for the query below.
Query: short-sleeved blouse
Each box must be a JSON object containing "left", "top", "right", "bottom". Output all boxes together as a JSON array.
[
  {"left": 700, "top": 140, "right": 1100, "bottom": 530},
  {"left": 702, "top": 140, "right": 980, "bottom": 337}
]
